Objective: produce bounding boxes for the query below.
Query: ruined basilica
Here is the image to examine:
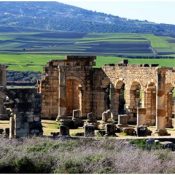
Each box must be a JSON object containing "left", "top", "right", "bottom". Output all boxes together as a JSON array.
[
  {"left": 39, "top": 56, "right": 175, "bottom": 135},
  {"left": 1, "top": 55, "right": 175, "bottom": 138}
]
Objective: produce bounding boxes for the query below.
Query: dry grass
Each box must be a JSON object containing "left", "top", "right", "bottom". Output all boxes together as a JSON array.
[
  {"left": 41, "top": 120, "right": 59, "bottom": 136},
  {"left": 0, "top": 137, "right": 175, "bottom": 173},
  {"left": 0, "top": 120, "right": 9, "bottom": 129}
]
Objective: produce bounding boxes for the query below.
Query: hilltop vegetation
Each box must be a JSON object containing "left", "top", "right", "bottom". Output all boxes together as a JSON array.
[{"left": 0, "top": 1, "right": 175, "bottom": 36}]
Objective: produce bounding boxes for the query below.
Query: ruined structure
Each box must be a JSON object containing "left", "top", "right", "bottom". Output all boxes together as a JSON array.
[
  {"left": 39, "top": 56, "right": 175, "bottom": 135},
  {"left": 0, "top": 64, "right": 43, "bottom": 138},
  {"left": 6, "top": 86, "right": 43, "bottom": 138},
  {"left": 0, "top": 65, "right": 8, "bottom": 119}
]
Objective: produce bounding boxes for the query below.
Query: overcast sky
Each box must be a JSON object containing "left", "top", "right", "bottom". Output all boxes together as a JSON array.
[{"left": 56, "top": 0, "right": 175, "bottom": 25}]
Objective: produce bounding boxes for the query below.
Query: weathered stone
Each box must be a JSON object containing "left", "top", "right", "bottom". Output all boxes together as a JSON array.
[
  {"left": 72, "top": 109, "right": 80, "bottom": 119},
  {"left": 60, "top": 119, "right": 74, "bottom": 129},
  {"left": 102, "top": 109, "right": 113, "bottom": 123},
  {"left": 154, "top": 129, "right": 170, "bottom": 136},
  {"left": 136, "top": 126, "right": 152, "bottom": 137},
  {"left": 0, "top": 128, "right": 4, "bottom": 134},
  {"left": 59, "top": 125, "right": 69, "bottom": 136},
  {"left": 38, "top": 57, "right": 175, "bottom": 132},
  {"left": 84, "top": 124, "right": 95, "bottom": 137},
  {"left": 122, "top": 127, "right": 136, "bottom": 136},
  {"left": 118, "top": 114, "right": 128, "bottom": 126},
  {"left": 73, "top": 118, "right": 84, "bottom": 128},
  {"left": 9, "top": 116, "right": 15, "bottom": 138},
  {"left": 159, "top": 141, "right": 175, "bottom": 151},
  {"left": 51, "top": 132, "right": 59, "bottom": 137},
  {"left": 4, "top": 87, "right": 43, "bottom": 138},
  {"left": 87, "top": 112, "right": 97, "bottom": 123},
  {"left": 4, "top": 128, "right": 9, "bottom": 137},
  {"left": 105, "top": 123, "right": 116, "bottom": 136}
]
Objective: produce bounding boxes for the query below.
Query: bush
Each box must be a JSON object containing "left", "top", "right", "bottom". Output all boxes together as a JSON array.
[{"left": 0, "top": 136, "right": 174, "bottom": 173}]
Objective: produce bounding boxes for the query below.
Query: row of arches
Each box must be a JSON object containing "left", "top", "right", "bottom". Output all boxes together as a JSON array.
[{"left": 62, "top": 76, "right": 175, "bottom": 124}]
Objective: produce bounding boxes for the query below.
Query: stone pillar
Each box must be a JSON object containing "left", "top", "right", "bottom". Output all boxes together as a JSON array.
[
  {"left": 145, "top": 87, "right": 156, "bottom": 125},
  {"left": 105, "top": 123, "right": 116, "bottom": 136},
  {"left": 72, "top": 109, "right": 80, "bottom": 119},
  {"left": 110, "top": 85, "right": 118, "bottom": 120},
  {"left": 9, "top": 116, "right": 15, "bottom": 139},
  {"left": 124, "top": 85, "right": 130, "bottom": 111},
  {"left": 102, "top": 109, "right": 112, "bottom": 122},
  {"left": 57, "top": 67, "right": 66, "bottom": 120},
  {"left": 118, "top": 114, "right": 128, "bottom": 127},
  {"left": 137, "top": 108, "right": 146, "bottom": 126},
  {"left": 87, "top": 112, "right": 96, "bottom": 123},
  {"left": 165, "top": 91, "right": 173, "bottom": 128},
  {"left": 59, "top": 125, "right": 70, "bottom": 136},
  {"left": 155, "top": 69, "right": 170, "bottom": 136},
  {"left": 84, "top": 124, "right": 95, "bottom": 137}
]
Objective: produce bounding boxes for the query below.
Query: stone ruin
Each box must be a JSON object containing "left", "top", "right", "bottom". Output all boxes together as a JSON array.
[
  {"left": 5, "top": 86, "right": 43, "bottom": 138},
  {"left": 0, "top": 64, "right": 43, "bottom": 138},
  {"left": 1, "top": 55, "right": 175, "bottom": 138},
  {"left": 38, "top": 56, "right": 175, "bottom": 136}
]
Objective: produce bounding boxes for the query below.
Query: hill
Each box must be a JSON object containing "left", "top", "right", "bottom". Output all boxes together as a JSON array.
[{"left": 0, "top": 1, "right": 175, "bottom": 36}]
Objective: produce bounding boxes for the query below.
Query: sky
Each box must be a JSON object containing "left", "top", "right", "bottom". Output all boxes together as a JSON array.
[{"left": 56, "top": 0, "right": 175, "bottom": 25}]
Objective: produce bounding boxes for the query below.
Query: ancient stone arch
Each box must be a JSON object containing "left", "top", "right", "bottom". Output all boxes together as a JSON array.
[
  {"left": 39, "top": 57, "right": 175, "bottom": 133},
  {"left": 65, "top": 76, "right": 85, "bottom": 116}
]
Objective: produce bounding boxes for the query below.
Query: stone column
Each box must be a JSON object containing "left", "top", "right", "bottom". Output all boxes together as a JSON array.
[
  {"left": 84, "top": 124, "right": 95, "bottom": 137},
  {"left": 137, "top": 108, "right": 146, "bottom": 126},
  {"left": 9, "top": 116, "right": 15, "bottom": 139},
  {"left": 110, "top": 85, "right": 118, "bottom": 120},
  {"left": 155, "top": 69, "right": 170, "bottom": 136},
  {"left": 145, "top": 88, "right": 156, "bottom": 125},
  {"left": 57, "top": 66, "right": 66, "bottom": 120},
  {"left": 164, "top": 90, "right": 173, "bottom": 128}
]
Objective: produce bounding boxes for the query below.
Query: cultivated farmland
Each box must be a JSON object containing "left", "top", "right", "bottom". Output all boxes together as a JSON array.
[{"left": 0, "top": 32, "right": 175, "bottom": 57}]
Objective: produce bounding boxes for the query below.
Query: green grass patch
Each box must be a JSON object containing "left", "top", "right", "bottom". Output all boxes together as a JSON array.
[{"left": 0, "top": 53, "right": 175, "bottom": 72}]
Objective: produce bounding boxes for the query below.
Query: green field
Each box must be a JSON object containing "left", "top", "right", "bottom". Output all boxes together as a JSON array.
[
  {"left": 1, "top": 53, "right": 175, "bottom": 72},
  {"left": 0, "top": 32, "right": 175, "bottom": 72},
  {"left": 0, "top": 32, "right": 175, "bottom": 57}
]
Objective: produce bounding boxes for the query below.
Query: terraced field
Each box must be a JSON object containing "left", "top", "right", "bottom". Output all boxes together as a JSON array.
[{"left": 0, "top": 32, "right": 175, "bottom": 57}]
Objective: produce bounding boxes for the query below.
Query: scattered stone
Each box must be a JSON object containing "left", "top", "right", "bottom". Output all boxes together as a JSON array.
[
  {"left": 102, "top": 109, "right": 113, "bottom": 123},
  {"left": 59, "top": 125, "right": 69, "bottom": 136},
  {"left": 0, "top": 128, "right": 4, "bottom": 134},
  {"left": 122, "top": 127, "right": 136, "bottom": 136},
  {"left": 87, "top": 112, "right": 97, "bottom": 123},
  {"left": 118, "top": 114, "right": 128, "bottom": 127},
  {"left": 51, "top": 132, "right": 59, "bottom": 137},
  {"left": 84, "top": 124, "right": 95, "bottom": 137},
  {"left": 136, "top": 126, "right": 152, "bottom": 137},
  {"left": 4, "top": 128, "right": 9, "bottom": 137},
  {"left": 154, "top": 129, "right": 170, "bottom": 136},
  {"left": 146, "top": 138, "right": 155, "bottom": 145},
  {"left": 72, "top": 109, "right": 80, "bottom": 119},
  {"left": 159, "top": 141, "right": 175, "bottom": 151},
  {"left": 105, "top": 123, "right": 116, "bottom": 136},
  {"left": 154, "top": 140, "right": 160, "bottom": 144},
  {"left": 60, "top": 119, "right": 74, "bottom": 129}
]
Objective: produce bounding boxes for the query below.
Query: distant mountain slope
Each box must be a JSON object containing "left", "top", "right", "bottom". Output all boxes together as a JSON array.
[{"left": 0, "top": 1, "right": 175, "bottom": 36}]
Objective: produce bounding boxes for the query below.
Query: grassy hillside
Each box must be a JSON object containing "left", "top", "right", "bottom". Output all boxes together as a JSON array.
[
  {"left": 0, "top": 32, "right": 175, "bottom": 57},
  {"left": 1, "top": 53, "right": 175, "bottom": 72}
]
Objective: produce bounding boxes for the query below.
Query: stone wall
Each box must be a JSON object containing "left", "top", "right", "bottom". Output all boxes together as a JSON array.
[{"left": 39, "top": 57, "right": 175, "bottom": 130}]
